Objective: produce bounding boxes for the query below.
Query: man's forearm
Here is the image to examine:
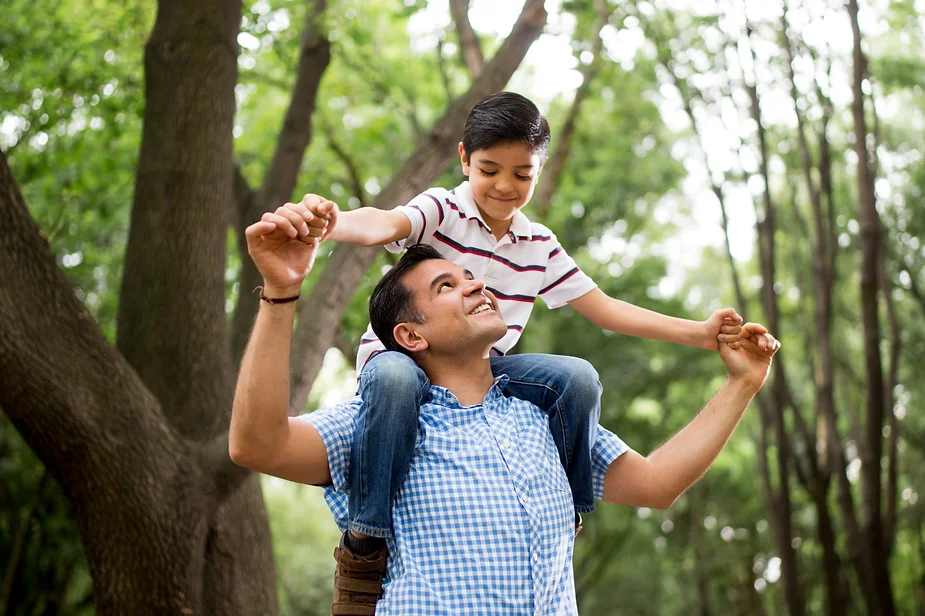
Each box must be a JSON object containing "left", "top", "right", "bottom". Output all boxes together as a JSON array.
[
  {"left": 329, "top": 208, "right": 409, "bottom": 246},
  {"left": 229, "top": 295, "right": 298, "bottom": 465},
  {"left": 647, "top": 377, "right": 758, "bottom": 506}
]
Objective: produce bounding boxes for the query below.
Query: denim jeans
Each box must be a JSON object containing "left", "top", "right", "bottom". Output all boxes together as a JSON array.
[{"left": 348, "top": 351, "right": 602, "bottom": 537}]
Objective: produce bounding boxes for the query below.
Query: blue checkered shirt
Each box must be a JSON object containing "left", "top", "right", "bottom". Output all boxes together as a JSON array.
[{"left": 304, "top": 376, "right": 629, "bottom": 615}]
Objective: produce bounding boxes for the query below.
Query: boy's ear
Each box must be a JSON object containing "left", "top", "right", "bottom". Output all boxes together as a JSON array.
[
  {"left": 394, "top": 323, "right": 429, "bottom": 354},
  {"left": 458, "top": 142, "right": 470, "bottom": 176}
]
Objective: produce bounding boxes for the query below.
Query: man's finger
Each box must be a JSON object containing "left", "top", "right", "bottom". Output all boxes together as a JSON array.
[
  {"left": 261, "top": 212, "right": 299, "bottom": 238},
  {"left": 275, "top": 205, "right": 311, "bottom": 236},
  {"left": 245, "top": 220, "right": 276, "bottom": 239}
]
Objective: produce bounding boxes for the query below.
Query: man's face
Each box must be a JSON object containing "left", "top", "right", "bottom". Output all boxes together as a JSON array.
[
  {"left": 398, "top": 259, "right": 506, "bottom": 356},
  {"left": 458, "top": 141, "right": 543, "bottom": 231}
]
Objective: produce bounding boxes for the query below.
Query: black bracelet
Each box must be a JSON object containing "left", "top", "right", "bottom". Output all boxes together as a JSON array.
[{"left": 255, "top": 286, "right": 300, "bottom": 304}]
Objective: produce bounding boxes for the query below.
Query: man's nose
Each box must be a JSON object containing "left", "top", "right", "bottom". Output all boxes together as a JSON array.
[{"left": 465, "top": 278, "right": 486, "bottom": 295}]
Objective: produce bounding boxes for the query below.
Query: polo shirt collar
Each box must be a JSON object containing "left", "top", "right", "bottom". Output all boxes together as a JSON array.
[{"left": 455, "top": 181, "right": 534, "bottom": 242}]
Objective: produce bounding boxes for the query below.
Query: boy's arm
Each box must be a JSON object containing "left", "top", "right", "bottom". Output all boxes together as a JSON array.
[
  {"left": 329, "top": 207, "right": 412, "bottom": 247},
  {"left": 568, "top": 288, "right": 741, "bottom": 351},
  {"left": 294, "top": 193, "right": 413, "bottom": 247},
  {"left": 600, "top": 323, "right": 779, "bottom": 509}
]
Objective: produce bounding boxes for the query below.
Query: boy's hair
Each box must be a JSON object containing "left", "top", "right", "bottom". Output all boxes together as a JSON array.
[
  {"left": 369, "top": 244, "right": 443, "bottom": 355},
  {"left": 463, "top": 92, "right": 551, "bottom": 162}
]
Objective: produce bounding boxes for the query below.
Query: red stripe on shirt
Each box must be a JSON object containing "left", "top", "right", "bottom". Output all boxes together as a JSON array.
[
  {"left": 433, "top": 231, "right": 547, "bottom": 273},
  {"left": 539, "top": 267, "right": 580, "bottom": 295}
]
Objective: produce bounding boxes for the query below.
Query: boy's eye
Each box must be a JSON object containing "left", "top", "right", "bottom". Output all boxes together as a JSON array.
[
  {"left": 479, "top": 169, "right": 497, "bottom": 176},
  {"left": 516, "top": 174, "right": 532, "bottom": 181}
]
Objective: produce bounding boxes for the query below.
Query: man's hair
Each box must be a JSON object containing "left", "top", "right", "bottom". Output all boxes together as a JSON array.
[
  {"left": 462, "top": 92, "right": 551, "bottom": 162},
  {"left": 369, "top": 244, "right": 443, "bottom": 355}
]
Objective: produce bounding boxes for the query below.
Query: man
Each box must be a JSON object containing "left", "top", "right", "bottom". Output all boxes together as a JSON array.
[{"left": 229, "top": 200, "right": 780, "bottom": 615}]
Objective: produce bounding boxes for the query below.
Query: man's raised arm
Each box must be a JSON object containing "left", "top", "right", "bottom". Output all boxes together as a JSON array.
[
  {"left": 228, "top": 199, "right": 334, "bottom": 486},
  {"left": 600, "top": 323, "right": 780, "bottom": 510}
]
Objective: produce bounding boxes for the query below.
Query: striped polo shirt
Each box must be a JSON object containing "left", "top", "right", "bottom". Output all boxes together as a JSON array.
[{"left": 355, "top": 181, "right": 597, "bottom": 372}]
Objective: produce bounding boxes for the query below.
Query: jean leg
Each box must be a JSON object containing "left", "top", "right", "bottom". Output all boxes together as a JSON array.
[
  {"left": 349, "top": 351, "right": 429, "bottom": 537},
  {"left": 490, "top": 354, "right": 602, "bottom": 513}
]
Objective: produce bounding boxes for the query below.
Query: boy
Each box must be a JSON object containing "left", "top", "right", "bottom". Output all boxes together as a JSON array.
[{"left": 290, "top": 92, "right": 741, "bottom": 613}]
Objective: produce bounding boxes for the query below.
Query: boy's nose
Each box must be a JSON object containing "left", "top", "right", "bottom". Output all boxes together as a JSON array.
[{"left": 495, "top": 177, "right": 513, "bottom": 193}]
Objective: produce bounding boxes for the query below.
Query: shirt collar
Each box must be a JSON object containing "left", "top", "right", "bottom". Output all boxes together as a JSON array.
[
  {"left": 423, "top": 375, "right": 511, "bottom": 408},
  {"left": 455, "top": 181, "right": 534, "bottom": 242}
]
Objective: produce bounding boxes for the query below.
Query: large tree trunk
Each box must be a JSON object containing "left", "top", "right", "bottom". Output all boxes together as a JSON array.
[
  {"left": 846, "top": 1, "right": 895, "bottom": 613},
  {"left": 288, "top": 0, "right": 550, "bottom": 412},
  {"left": 2, "top": 0, "right": 280, "bottom": 611},
  {"left": 0, "top": 150, "right": 274, "bottom": 614}
]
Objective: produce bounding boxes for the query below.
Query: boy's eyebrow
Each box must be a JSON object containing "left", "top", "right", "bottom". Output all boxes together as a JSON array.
[
  {"left": 477, "top": 158, "right": 535, "bottom": 170},
  {"left": 429, "top": 269, "right": 475, "bottom": 292}
]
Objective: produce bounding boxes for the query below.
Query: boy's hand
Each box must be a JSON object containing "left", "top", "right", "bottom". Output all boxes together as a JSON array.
[
  {"left": 703, "top": 308, "right": 743, "bottom": 351},
  {"left": 296, "top": 193, "right": 339, "bottom": 242}
]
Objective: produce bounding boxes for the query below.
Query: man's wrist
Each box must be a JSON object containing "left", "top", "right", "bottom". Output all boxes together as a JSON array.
[
  {"left": 723, "top": 375, "right": 762, "bottom": 398},
  {"left": 260, "top": 283, "right": 302, "bottom": 299}
]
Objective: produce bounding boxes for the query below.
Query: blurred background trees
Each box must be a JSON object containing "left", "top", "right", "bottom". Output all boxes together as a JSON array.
[{"left": 1, "top": 0, "right": 923, "bottom": 613}]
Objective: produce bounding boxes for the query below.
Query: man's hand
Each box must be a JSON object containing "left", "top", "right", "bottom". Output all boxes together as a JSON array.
[
  {"left": 718, "top": 322, "right": 780, "bottom": 391},
  {"left": 245, "top": 198, "right": 329, "bottom": 296},
  {"left": 703, "top": 308, "right": 743, "bottom": 351}
]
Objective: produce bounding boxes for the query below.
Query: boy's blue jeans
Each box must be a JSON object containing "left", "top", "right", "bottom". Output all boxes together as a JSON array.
[{"left": 348, "top": 351, "right": 602, "bottom": 538}]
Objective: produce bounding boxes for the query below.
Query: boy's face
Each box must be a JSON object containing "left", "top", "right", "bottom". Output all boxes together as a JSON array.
[{"left": 458, "top": 141, "right": 543, "bottom": 232}]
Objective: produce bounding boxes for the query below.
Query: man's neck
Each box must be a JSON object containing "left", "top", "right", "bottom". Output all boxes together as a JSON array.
[{"left": 418, "top": 353, "right": 496, "bottom": 407}]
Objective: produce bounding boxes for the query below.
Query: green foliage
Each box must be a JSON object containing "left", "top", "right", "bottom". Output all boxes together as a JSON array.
[{"left": 3, "top": 0, "right": 924, "bottom": 613}]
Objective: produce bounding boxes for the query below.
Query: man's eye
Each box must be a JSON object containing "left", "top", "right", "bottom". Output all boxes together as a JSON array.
[{"left": 439, "top": 282, "right": 452, "bottom": 292}]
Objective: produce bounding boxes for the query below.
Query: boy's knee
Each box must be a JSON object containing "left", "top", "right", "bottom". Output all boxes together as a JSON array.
[
  {"left": 560, "top": 357, "right": 601, "bottom": 395},
  {"left": 361, "top": 353, "right": 425, "bottom": 397}
]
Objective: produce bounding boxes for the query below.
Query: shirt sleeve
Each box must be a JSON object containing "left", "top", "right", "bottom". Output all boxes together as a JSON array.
[
  {"left": 385, "top": 188, "right": 448, "bottom": 254},
  {"left": 299, "top": 397, "right": 361, "bottom": 493},
  {"left": 591, "top": 426, "right": 631, "bottom": 501},
  {"left": 537, "top": 233, "right": 598, "bottom": 309}
]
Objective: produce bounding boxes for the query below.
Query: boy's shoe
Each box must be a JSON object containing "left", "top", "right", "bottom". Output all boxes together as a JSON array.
[{"left": 332, "top": 532, "right": 388, "bottom": 615}]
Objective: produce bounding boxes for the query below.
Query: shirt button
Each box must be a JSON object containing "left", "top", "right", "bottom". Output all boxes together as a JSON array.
[{"left": 502, "top": 438, "right": 513, "bottom": 451}]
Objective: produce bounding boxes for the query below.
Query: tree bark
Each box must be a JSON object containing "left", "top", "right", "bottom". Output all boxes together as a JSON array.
[
  {"left": 287, "top": 0, "right": 549, "bottom": 412},
  {"left": 846, "top": 0, "right": 895, "bottom": 612},
  {"left": 448, "top": 0, "right": 485, "bottom": 77},
  {"left": 0, "top": 148, "right": 275, "bottom": 614},
  {"left": 779, "top": 13, "right": 849, "bottom": 614},
  {"left": 231, "top": 0, "right": 332, "bottom": 366}
]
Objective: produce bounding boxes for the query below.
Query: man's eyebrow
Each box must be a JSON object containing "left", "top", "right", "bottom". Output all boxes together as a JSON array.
[
  {"left": 477, "top": 158, "right": 535, "bottom": 170},
  {"left": 429, "top": 272, "right": 455, "bottom": 293},
  {"left": 429, "top": 269, "right": 475, "bottom": 292}
]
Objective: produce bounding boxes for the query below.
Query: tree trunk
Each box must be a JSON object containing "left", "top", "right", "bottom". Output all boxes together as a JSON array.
[
  {"left": 2, "top": 0, "right": 280, "bottom": 610},
  {"left": 0, "top": 149, "right": 275, "bottom": 614},
  {"left": 846, "top": 0, "right": 895, "bottom": 612},
  {"left": 288, "top": 0, "right": 549, "bottom": 411}
]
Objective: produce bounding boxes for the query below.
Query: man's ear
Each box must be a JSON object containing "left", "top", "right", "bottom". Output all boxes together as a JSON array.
[
  {"left": 394, "top": 323, "right": 429, "bottom": 354},
  {"left": 458, "top": 142, "right": 470, "bottom": 176}
]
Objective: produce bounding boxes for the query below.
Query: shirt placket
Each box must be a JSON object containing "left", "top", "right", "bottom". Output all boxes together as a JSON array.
[{"left": 482, "top": 390, "right": 547, "bottom": 612}]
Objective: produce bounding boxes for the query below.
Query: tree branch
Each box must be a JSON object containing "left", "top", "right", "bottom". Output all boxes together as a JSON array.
[
  {"left": 533, "top": 0, "right": 609, "bottom": 221},
  {"left": 287, "top": 0, "right": 549, "bottom": 413},
  {"left": 448, "top": 0, "right": 486, "bottom": 77},
  {"left": 231, "top": 0, "right": 332, "bottom": 367}
]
